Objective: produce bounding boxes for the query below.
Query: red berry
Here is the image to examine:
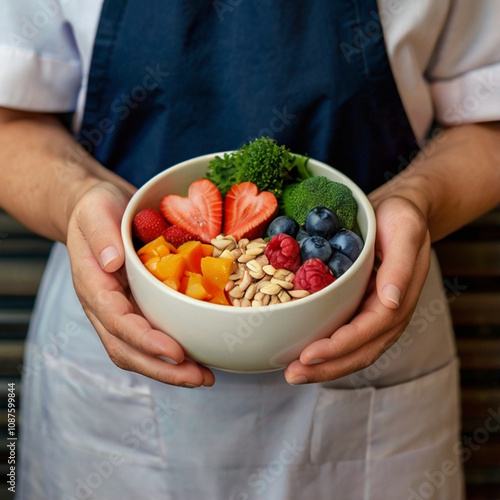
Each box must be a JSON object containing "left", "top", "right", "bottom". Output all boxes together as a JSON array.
[
  {"left": 162, "top": 226, "right": 196, "bottom": 247},
  {"left": 133, "top": 209, "right": 170, "bottom": 244},
  {"left": 264, "top": 233, "right": 301, "bottom": 272},
  {"left": 159, "top": 179, "right": 223, "bottom": 243},
  {"left": 293, "top": 258, "right": 335, "bottom": 294}
]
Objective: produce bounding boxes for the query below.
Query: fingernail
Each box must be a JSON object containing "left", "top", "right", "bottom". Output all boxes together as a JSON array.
[
  {"left": 100, "top": 245, "right": 120, "bottom": 269},
  {"left": 382, "top": 283, "right": 401, "bottom": 307},
  {"left": 288, "top": 375, "right": 309, "bottom": 386},
  {"left": 181, "top": 382, "right": 199, "bottom": 389},
  {"left": 307, "top": 358, "right": 325, "bottom": 365},
  {"left": 157, "top": 355, "right": 179, "bottom": 365}
]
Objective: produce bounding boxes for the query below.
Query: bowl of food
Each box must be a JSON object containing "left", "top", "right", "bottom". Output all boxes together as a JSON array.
[{"left": 121, "top": 139, "right": 376, "bottom": 373}]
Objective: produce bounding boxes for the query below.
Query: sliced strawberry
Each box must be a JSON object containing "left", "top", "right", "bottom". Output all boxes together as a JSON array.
[
  {"left": 159, "top": 179, "right": 223, "bottom": 243},
  {"left": 162, "top": 226, "right": 196, "bottom": 248},
  {"left": 223, "top": 182, "right": 278, "bottom": 240},
  {"left": 133, "top": 208, "right": 170, "bottom": 244}
]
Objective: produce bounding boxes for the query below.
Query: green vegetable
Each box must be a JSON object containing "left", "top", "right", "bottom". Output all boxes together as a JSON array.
[
  {"left": 206, "top": 137, "right": 310, "bottom": 198},
  {"left": 281, "top": 176, "right": 358, "bottom": 230}
]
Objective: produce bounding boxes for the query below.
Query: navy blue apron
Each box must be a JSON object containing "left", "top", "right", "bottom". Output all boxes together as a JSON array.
[{"left": 79, "top": 0, "right": 418, "bottom": 194}]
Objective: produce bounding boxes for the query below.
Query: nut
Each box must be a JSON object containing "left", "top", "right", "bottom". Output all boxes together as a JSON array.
[
  {"left": 230, "top": 248, "right": 243, "bottom": 260},
  {"left": 260, "top": 283, "right": 282, "bottom": 295},
  {"left": 269, "top": 295, "right": 280, "bottom": 305},
  {"left": 271, "top": 278, "right": 294, "bottom": 290},
  {"left": 244, "top": 283, "right": 257, "bottom": 300},
  {"left": 255, "top": 254, "right": 269, "bottom": 267},
  {"left": 245, "top": 246, "right": 265, "bottom": 256},
  {"left": 262, "top": 264, "right": 276, "bottom": 276},
  {"left": 278, "top": 290, "right": 292, "bottom": 303},
  {"left": 228, "top": 286, "right": 245, "bottom": 299},
  {"left": 289, "top": 289, "right": 310, "bottom": 298},
  {"left": 274, "top": 269, "right": 291, "bottom": 281},
  {"left": 219, "top": 249, "right": 235, "bottom": 260},
  {"left": 237, "top": 253, "right": 255, "bottom": 264},
  {"left": 239, "top": 270, "right": 253, "bottom": 291},
  {"left": 238, "top": 238, "right": 249, "bottom": 251}
]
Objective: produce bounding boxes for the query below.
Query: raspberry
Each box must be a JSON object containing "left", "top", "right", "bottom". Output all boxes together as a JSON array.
[
  {"left": 162, "top": 226, "right": 196, "bottom": 247},
  {"left": 133, "top": 208, "right": 170, "bottom": 244},
  {"left": 264, "top": 233, "right": 301, "bottom": 272},
  {"left": 293, "top": 258, "right": 335, "bottom": 294}
]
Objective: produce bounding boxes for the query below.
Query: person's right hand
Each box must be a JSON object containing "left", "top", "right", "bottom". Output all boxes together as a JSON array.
[{"left": 66, "top": 180, "right": 216, "bottom": 388}]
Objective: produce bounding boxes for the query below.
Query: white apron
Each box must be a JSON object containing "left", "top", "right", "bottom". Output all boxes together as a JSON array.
[{"left": 16, "top": 243, "right": 464, "bottom": 500}]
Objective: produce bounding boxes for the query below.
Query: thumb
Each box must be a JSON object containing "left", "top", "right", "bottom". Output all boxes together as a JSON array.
[
  {"left": 71, "top": 182, "right": 133, "bottom": 273},
  {"left": 372, "top": 197, "right": 430, "bottom": 309}
]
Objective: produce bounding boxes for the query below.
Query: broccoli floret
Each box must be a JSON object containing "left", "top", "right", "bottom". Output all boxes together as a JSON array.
[
  {"left": 206, "top": 137, "right": 310, "bottom": 198},
  {"left": 281, "top": 176, "right": 358, "bottom": 230}
]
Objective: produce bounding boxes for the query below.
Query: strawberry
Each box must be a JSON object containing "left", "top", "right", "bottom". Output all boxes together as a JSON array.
[
  {"left": 162, "top": 226, "right": 196, "bottom": 247},
  {"left": 133, "top": 208, "right": 170, "bottom": 244},
  {"left": 223, "top": 182, "right": 278, "bottom": 240},
  {"left": 159, "top": 179, "right": 223, "bottom": 243}
]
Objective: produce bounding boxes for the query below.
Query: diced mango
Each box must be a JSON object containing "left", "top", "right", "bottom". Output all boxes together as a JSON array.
[
  {"left": 137, "top": 235, "right": 176, "bottom": 263},
  {"left": 184, "top": 272, "right": 212, "bottom": 301},
  {"left": 208, "top": 288, "right": 231, "bottom": 306},
  {"left": 177, "top": 240, "right": 205, "bottom": 274},
  {"left": 201, "top": 256, "right": 234, "bottom": 290},
  {"left": 201, "top": 243, "right": 215, "bottom": 257},
  {"left": 147, "top": 253, "right": 185, "bottom": 287}
]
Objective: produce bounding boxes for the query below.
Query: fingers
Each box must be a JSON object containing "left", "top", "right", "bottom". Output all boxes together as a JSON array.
[
  {"left": 67, "top": 182, "right": 215, "bottom": 388},
  {"left": 72, "top": 182, "right": 132, "bottom": 272},
  {"left": 87, "top": 309, "right": 215, "bottom": 387},
  {"left": 284, "top": 196, "right": 432, "bottom": 385},
  {"left": 373, "top": 196, "right": 430, "bottom": 309}
]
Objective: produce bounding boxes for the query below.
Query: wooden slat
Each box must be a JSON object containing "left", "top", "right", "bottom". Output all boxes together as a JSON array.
[
  {"left": 0, "top": 237, "right": 52, "bottom": 257},
  {"left": 449, "top": 294, "right": 500, "bottom": 326},
  {"left": 435, "top": 241, "right": 500, "bottom": 277},
  {"left": 0, "top": 211, "right": 33, "bottom": 236},
  {"left": 0, "top": 259, "right": 47, "bottom": 296},
  {"left": 457, "top": 339, "right": 500, "bottom": 370},
  {"left": 461, "top": 388, "right": 500, "bottom": 417}
]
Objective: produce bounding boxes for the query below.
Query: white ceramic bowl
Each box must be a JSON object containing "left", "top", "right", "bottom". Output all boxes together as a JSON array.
[{"left": 121, "top": 153, "right": 376, "bottom": 373}]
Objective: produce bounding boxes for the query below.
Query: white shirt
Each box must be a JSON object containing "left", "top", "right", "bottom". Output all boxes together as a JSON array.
[{"left": 1, "top": 0, "right": 500, "bottom": 143}]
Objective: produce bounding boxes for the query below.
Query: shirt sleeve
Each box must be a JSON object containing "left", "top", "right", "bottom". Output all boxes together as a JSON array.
[
  {"left": 425, "top": 0, "right": 500, "bottom": 126},
  {"left": 0, "top": 0, "right": 82, "bottom": 112}
]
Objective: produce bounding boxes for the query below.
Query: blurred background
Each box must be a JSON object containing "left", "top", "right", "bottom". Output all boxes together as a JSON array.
[{"left": 0, "top": 205, "right": 499, "bottom": 499}]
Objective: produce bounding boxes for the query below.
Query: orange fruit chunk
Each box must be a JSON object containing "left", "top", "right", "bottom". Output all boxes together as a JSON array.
[
  {"left": 184, "top": 272, "right": 212, "bottom": 301},
  {"left": 201, "top": 256, "right": 234, "bottom": 291},
  {"left": 137, "top": 235, "right": 176, "bottom": 263},
  {"left": 177, "top": 240, "right": 206, "bottom": 274}
]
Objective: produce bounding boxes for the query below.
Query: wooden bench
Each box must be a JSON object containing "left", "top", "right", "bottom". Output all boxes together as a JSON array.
[{"left": 0, "top": 208, "right": 499, "bottom": 499}]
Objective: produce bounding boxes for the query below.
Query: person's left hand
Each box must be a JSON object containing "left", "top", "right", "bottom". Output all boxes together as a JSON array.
[{"left": 284, "top": 194, "right": 431, "bottom": 385}]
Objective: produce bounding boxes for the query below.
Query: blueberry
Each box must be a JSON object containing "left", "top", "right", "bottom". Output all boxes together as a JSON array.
[
  {"left": 301, "top": 236, "right": 332, "bottom": 263},
  {"left": 296, "top": 227, "right": 310, "bottom": 247},
  {"left": 267, "top": 215, "right": 300, "bottom": 238},
  {"left": 305, "top": 206, "right": 339, "bottom": 240},
  {"left": 327, "top": 250, "right": 353, "bottom": 278},
  {"left": 329, "top": 229, "right": 364, "bottom": 262}
]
